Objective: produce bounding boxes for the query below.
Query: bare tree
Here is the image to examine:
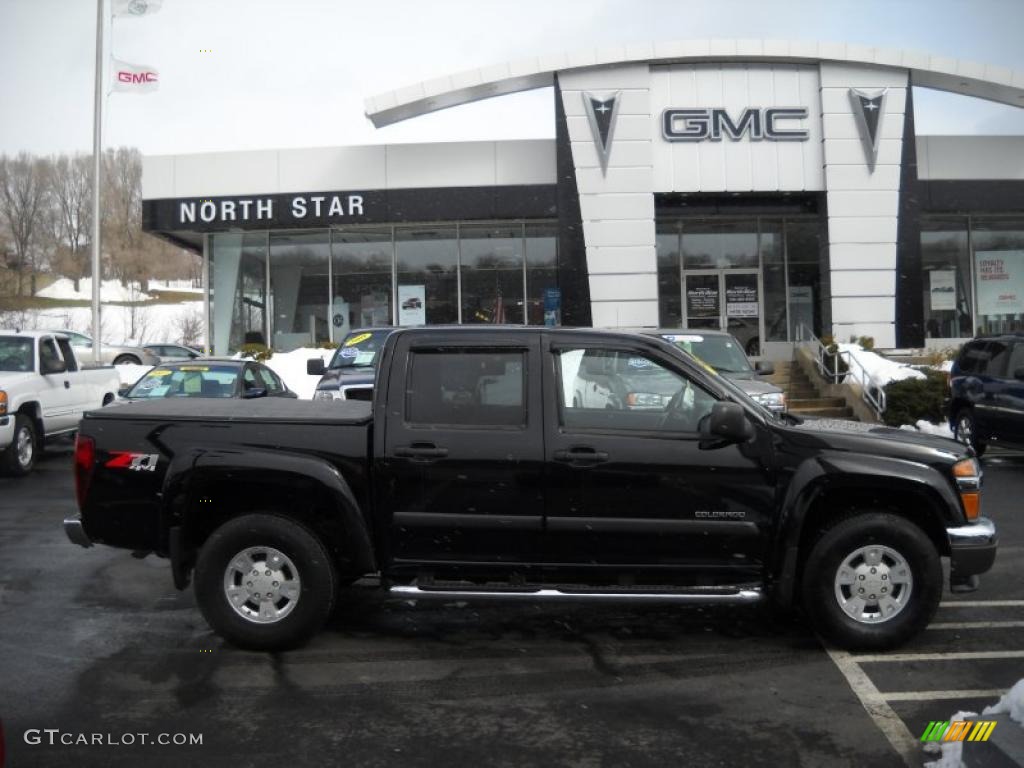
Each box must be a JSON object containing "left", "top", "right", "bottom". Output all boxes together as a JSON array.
[
  {"left": 47, "top": 154, "right": 92, "bottom": 292},
  {"left": 174, "top": 307, "right": 203, "bottom": 346},
  {"left": 0, "top": 153, "right": 50, "bottom": 296}
]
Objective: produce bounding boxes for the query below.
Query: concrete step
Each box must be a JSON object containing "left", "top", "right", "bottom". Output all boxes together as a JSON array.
[
  {"left": 789, "top": 397, "right": 848, "bottom": 409},
  {"left": 791, "top": 406, "right": 854, "bottom": 419}
]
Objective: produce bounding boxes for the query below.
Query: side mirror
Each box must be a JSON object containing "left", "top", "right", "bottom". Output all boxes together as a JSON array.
[
  {"left": 189, "top": 352, "right": 200, "bottom": 359},
  {"left": 306, "top": 357, "right": 326, "bottom": 376},
  {"left": 1014, "top": 367, "right": 1024, "bottom": 381},
  {"left": 41, "top": 358, "right": 67, "bottom": 375},
  {"left": 755, "top": 361, "right": 774, "bottom": 376},
  {"left": 704, "top": 401, "right": 755, "bottom": 444},
  {"left": 242, "top": 386, "right": 268, "bottom": 399}
]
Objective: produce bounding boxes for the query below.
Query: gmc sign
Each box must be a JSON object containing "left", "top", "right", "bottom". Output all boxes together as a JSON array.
[
  {"left": 117, "top": 71, "right": 158, "bottom": 83},
  {"left": 662, "top": 107, "right": 809, "bottom": 142}
]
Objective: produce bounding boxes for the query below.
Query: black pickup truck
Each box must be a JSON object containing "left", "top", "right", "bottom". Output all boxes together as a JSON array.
[{"left": 64, "top": 327, "right": 996, "bottom": 651}]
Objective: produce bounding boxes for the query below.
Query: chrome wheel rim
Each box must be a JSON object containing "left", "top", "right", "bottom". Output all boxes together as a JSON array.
[
  {"left": 15, "top": 426, "right": 33, "bottom": 468},
  {"left": 223, "top": 546, "right": 301, "bottom": 624},
  {"left": 833, "top": 544, "right": 913, "bottom": 624}
]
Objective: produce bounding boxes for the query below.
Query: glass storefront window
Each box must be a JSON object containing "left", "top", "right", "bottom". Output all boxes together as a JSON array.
[
  {"left": 395, "top": 226, "right": 458, "bottom": 325},
  {"left": 210, "top": 232, "right": 267, "bottom": 355},
  {"left": 331, "top": 228, "right": 393, "bottom": 333},
  {"left": 269, "top": 231, "right": 330, "bottom": 351},
  {"left": 682, "top": 220, "right": 758, "bottom": 270},
  {"left": 759, "top": 220, "right": 787, "bottom": 342},
  {"left": 657, "top": 220, "right": 681, "bottom": 328},
  {"left": 525, "top": 223, "right": 558, "bottom": 325},
  {"left": 921, "top": 217, "right": 972, "bottom": 339},
  {"left": 784, "top": 221, "right": 823, "bottom": 341},
  {"left": 460, "top": 225, "right": 524, "bottom": 324},
  {"left": 971, "top": 218, "right": 1024, "bottom": 336}
]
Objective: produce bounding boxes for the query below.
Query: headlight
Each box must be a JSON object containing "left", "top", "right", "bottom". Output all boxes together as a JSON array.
[
  {"left": 625, "top": 392, "right": 669, "bottom": 409},
  {"left": 0, "top": 390, "right": 7, "bottom": 415},
  {"left": 313, "top": 389, "right": 343, "bottom": 402},
  {"left": 753, "top": 392, "right": 786, "bottom": 408}
]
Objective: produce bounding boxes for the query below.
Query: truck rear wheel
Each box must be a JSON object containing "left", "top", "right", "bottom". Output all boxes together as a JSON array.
[
  {"left": 194, "top": 513, "right": 336, "bottom": 651},
  {"left": 1, "top": 414, "right": 37, "bottom": 477},
  {"left": 801, "top": 512, "right": 941, "bottom": 650}
]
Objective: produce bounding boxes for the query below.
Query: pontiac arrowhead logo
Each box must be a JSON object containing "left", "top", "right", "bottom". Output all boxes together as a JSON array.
[
  {"left": 849, "top": 88, "right": 887, "bottom": 171},
  {"left": 583, "top": 91, "right": 621, "bottom": 176}
]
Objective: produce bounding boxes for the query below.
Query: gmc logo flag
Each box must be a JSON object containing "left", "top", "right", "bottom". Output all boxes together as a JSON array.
[{"left": 111, "top": 58, "right": 159, "bottom": 93}]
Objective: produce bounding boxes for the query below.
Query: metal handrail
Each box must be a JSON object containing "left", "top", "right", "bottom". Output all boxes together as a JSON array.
[{"left": 794, "top": 324, "right": 887, "bottom": 419}]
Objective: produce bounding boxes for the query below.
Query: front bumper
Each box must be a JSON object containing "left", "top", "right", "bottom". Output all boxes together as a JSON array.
[
  {"left": 947, "top": 516, "right": 996, "bottom": 579},
  {"left": 0, "top": 415, "right": 12, "bottom": 451},
  {"left": 64, "top": 515, "right": 93, "bottom": 548}
]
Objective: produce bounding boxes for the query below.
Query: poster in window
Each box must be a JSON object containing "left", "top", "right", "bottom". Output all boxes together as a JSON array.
[
  {"left": 686, "top": 284, "right": 719, "bottom": 316},
  {"left": 929, "top": 270, "right": 956, "bottom": 311},
  {"left": 398, "top": 284, "right": 426, "bottom": 326},
  {"left": 975, "top": 250, "right": 1024, "bottom": 316},
  {"left": 725, "top": 284, "right": 759, "bottom": 318}
]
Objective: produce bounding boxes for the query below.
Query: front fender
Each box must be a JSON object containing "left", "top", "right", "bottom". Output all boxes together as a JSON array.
[
  {"left": 771, "top": 451, "right": 962, "bottom": 607},
  {"left": 161, "top": 447, "right": 376, "bottom": 581}
]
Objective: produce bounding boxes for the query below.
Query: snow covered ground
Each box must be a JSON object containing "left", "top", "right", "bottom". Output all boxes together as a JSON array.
[
  {"left": 12, "top": 301, "right": 203, "bottom": 346},
  {"left": 837, "top": 343, "right": 925, "bottom": 387},
  {"left": 899, "top": 420, "right": 955, "bottom": 439},
  {"left": 36, "top": 278, "right": 152, "bottom": 303}
]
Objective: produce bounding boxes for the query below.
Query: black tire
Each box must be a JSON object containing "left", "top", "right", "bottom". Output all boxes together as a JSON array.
[
  {"left": 113, "top": 354, "right": 141, "bottom": 366},
  {"left": 953, "top": 408, "right": 987, "bottom": 457},
  {"left": 194, "top": 513, "right": 336, "bottom": 651},
  {"left": 801, "top": 512, "right": 941, "bottom": 650},
  {"left": 1, "top": 413, "right": 37, "bottom": 477}
]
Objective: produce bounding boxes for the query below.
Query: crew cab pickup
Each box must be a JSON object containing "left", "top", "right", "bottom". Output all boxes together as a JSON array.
[
  {"left": 64, "top": 328, "right": 997, "bottom": 651},
  {"left": 0, "top": 330, "right": 120, "bottom": 476}
]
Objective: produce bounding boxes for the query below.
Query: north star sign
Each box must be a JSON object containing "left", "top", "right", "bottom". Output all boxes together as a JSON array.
[
  {"left": 662, "top": 106, "right": 809, "bottom": 142},
  {"left": 178, "top": 194, "right": 366, "bottom": 225}
]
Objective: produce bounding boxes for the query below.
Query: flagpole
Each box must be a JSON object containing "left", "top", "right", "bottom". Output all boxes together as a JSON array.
[{"left": 90, "top": 0, "right": 104, "bottom": 363}]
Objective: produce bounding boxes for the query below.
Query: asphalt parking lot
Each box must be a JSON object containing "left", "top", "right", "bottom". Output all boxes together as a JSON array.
[{"left": 0, "top": 441, "right": 1021, "bottom": 768}]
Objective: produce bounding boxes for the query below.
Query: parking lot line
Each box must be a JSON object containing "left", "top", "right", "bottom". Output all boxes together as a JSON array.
[
  {"left": 928, "top": 620, "right": 1024, "bottom": 630},
  {"left": 881, "top": 688, "right": 1007, "bottom": 702},
  {"left": 852, "top": 650, "right": 1024, "bottom": 663},
  {"left": 826, "top": 648, "right": 920, "bottom": 766},
  {"left": 939, "top": 600, "right": 1024, "bottom": 608}
]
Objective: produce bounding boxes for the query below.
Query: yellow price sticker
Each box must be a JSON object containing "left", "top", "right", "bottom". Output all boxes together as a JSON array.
[
  {"left": 178, "top": 366, "right": 210, "bottom": 371},
  {"left": 148, "top": 369, "right": 172, "bottom": 377},
  {"left": 344, "top": 332, "right": 372, "bottom": 347}
]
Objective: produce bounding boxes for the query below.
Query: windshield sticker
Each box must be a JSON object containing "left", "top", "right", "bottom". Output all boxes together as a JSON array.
[
  {"left": 344, "top": 332, "right": 372, "bottom": 347},
  {"left": 178, "top": 366, "right": 210, "bottom": 371},
  {"left": 339, "top": 348, "right": 359, "bottom": 358},
  {"left": 627, "top": 357, "right": 653, "bottom": 369},
  {"left": 354, "top": 351, "right": 376, "bottom": 365},
  {"left": 665, "top": 334, "right": 704, "bottom": 343},
  {"left": 147, "top": 369, "right": 172, "bottom": 377}
]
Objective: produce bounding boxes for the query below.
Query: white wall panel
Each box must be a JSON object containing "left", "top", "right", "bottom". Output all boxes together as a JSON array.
[
  {"left": 829, "top": 243, "right": 898, "bottom": 271},
  {"left": 591, "top": 300, "right": 660, "bottom": 328},
  {"left": 495, "top": 140, "right": 557, "bottom": 185},
  {"left": 174, "top": 151, "right": 280, "bottom": 198},
  {"left": 583, "top": 219, "right": 656, "bottom": 248},
  {"left": 385, "top": 143, "right": 496, "bottom": 188},
  {"left": 821, "top": 88, "right": 906, "bottom": 115},
  {"left": 825, "top": 164, "right": 901, "bottom": 190},
  {"left": 832, "top": 322, "right": 897, "bottom": 347},
  {"left": 586, "top": 245, "right": 658, "bottom": 274},
  {"left": 142, "top": 155, "right": 175, "bottom": 199},
  {"left": 832, "top": 296, "right": 896, "bottom": 323},
  {"left": 579, "top": 193, "right": 654, "bottom": 221},
  {"left": 570, "top": 140, "right": 654, "bottom": 169},
  {"left": 823, "top": 139, "right": 903, "bottom": 166},
  {"left": 279, "top": 146, "right": 387, "bottom": 193},
  {"left": 828, "top": 217, "right": 899, "bottom": 244},
  {"left": 830, "top": 270, "right": 897, "bottom": 296},
  {"left": 819, "top": 63, "right": 911, "bottom": 88},
  {"left": 826, "top": 191, "right": 900, "bottom": 218},
  {"left": 589, "top": 273, "right": 659, "bottom": 302},
  {"left": 822, "top": 113, "right": 904, "bottom": 141},
  {"left": 566, "top": 115, "right": 652, "bottom": 142},
  {"left": 561, "top": 89, "right": 650, "bottom": 117}
]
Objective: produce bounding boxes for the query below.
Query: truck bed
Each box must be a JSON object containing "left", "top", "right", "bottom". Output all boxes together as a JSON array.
[{"left": 84, "top": 397, "right": 373, "bottom": 424}]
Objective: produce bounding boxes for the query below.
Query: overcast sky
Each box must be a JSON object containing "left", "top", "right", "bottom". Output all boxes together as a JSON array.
[{"left": 2, "top": 0, "right": 1024, "bottom": 157}]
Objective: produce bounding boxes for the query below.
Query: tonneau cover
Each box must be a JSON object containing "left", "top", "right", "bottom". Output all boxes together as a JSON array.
[{"left": 85, "top": 398, "right": 372, "bottom": 424}]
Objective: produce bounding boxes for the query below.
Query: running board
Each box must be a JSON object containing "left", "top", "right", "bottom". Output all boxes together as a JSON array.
[{"left": 389, "top": 585, "right": 763, "bottom": 605}]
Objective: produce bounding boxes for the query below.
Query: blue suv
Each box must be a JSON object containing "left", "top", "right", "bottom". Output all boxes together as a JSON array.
[{"left": 948, "top": 334, "right": 1024, "bottom": 456}]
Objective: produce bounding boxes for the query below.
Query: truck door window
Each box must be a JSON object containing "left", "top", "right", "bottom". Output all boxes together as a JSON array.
[
  {"left": 55, "top": 338, "right": 79, "bottom": 371},
  {"left": 556, "top": 348, "right": 716, "bottom": 433},
  {"left": 0, "top": 337, "right": 33, "bottom": 371},
  {"left": 39, "top": 338, "right": 61, "bottom": 371},
  {"left": 406, "top": 349, "right": 526, "bottom": 427}
]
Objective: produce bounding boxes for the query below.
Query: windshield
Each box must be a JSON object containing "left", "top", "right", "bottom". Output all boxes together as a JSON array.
[
  {"left": 661, "top": 333, "right": 752, "bottom": 374},
  {"left": 126, "top": 364, "right": 239, "bottom": 398},
  {"left": 328, "top": 330, "right": 390, "bottom": 370},
  {"left": 0, "top": 337, "right": 33, "bottom": 372}
]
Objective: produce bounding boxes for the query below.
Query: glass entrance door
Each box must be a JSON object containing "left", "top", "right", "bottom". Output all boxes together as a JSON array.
[{"left": 683, "top": 270, "right": 764, "bottom": 356}]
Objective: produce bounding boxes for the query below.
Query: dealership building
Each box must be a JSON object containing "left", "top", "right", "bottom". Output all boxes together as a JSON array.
[{"left": 141, "top": 39, "right": 1024, "bottom": 358}]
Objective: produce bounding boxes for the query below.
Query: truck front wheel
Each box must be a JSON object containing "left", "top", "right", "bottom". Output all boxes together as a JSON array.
[
  {"left": 1, "top": 414, "right": 37, "bottom": 476},
  {"left": 194, "top": 513, "right": 336, "bottom": 651},
  {"left": 801, "top": 512, "right": 941, "bottom": 650}
]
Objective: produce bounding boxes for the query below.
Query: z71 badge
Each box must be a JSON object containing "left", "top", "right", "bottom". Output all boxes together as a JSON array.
[{"left": 105, "top": 452, "right": 159, "bottom": 472}]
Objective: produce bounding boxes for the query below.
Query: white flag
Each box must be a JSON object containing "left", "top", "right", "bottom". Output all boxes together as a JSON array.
[
  {"left": 111, "top": 58, "right": 159, "bottom": 94},
  {"left": 112, "top": 0, "right": 163, "bottom": 16}
]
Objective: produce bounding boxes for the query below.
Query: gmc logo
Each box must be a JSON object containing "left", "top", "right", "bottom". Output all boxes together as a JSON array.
[
  {"left": 662, "top": 107, "right": 808, "bottom": 142},
  {"left": 117, "top": 71, "right": 158, "bottom": 83}
]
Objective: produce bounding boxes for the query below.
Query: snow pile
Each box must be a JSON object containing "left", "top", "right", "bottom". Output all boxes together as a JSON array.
[
  {"left": 984, "top": 678, "right": 1024, "bottom": 725},
  {"left": 29, "top": 301, "right": 203, "bottom": 346},
  {"left": 899, "top": 420, "right": 955, "bottom": 439},
  {"left": 922, "top": 709, "right": 978, "bottom": 768},
  {"left": 837, "top": 343, "right": 925, "bottom": 388},
  {"left": 37, "top": 278, "right": 151, "bottom": 302},
  {"left": 261, "top": 347, "right": 332, "bottom": 400},
  {"left": 114, "top": 364, "right": 152, "bottom": 387},
  {"left": 148, "top": 279, "right": 202, "bottom": 293}
]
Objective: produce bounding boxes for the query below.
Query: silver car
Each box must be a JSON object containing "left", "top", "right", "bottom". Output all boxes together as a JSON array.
[
  {"left": 143, "top": 343, "right": 203, "bottom": 363},
  {"left": 51, "top": 330, "right": 160, "bottom": 366}
]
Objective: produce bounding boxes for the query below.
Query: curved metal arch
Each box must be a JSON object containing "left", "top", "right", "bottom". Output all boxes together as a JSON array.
[{"left": 365, "top": 38, "right": 1024, "bottom": 127}]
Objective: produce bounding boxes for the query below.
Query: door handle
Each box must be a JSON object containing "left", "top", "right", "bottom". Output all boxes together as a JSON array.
[
  {"left": 64, "top": 380, "right": 70, "bottom": 389},
  {"left": 394, "top": 444, "right": 449, "bottom": 460},
  {"left": 553, "top": 447, "right": 609, "bottom": 464}
]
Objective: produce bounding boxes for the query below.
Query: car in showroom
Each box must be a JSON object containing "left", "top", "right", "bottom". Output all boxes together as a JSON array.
[
  {"left": 645, "top": 329, "right": 787, "bottom": 414},
  {"left": 307, "top": 327, "right": 395, "bottom": 402},
  {"left": 47, "top": 329, "right": 160, "bottom": 366},
  {"left": 947, "top": 333, "right": 1024, "bottom": 456},
  {"left": 119, "top": 360, "right": 297, "bottom": 401}
]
